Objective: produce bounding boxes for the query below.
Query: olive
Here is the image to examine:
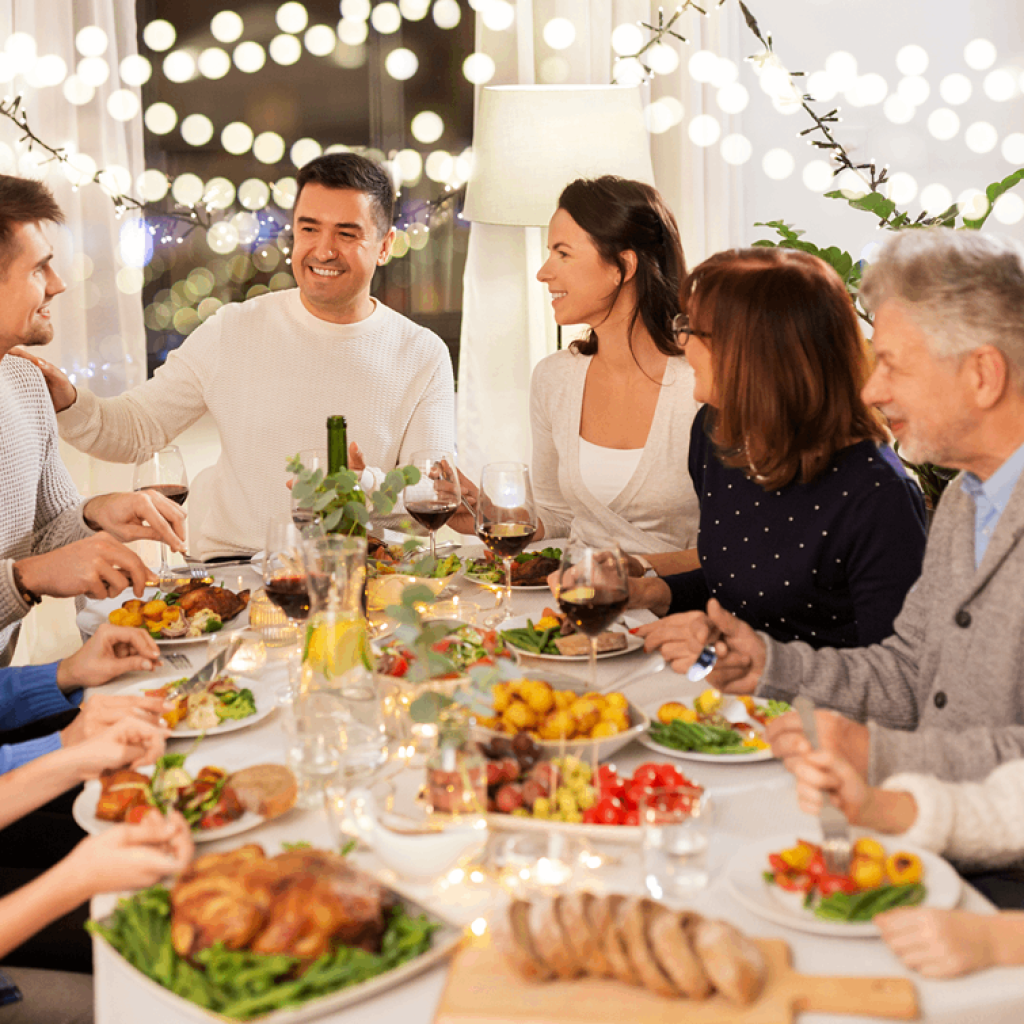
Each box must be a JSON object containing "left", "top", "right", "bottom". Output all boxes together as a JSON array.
[
  {"left": 511, "top": 732, "right": 539, "bottom": 757},
  {"left": 490, "top": 736, "right": 514, "bottom": 758}
]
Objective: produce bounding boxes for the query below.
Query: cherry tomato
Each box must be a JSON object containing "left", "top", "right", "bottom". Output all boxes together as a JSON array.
[
  {"left": 818, "top": 874, "right": 858, "bottom": 896},
  {"left": 775, "top": 871, "right": 815, "bottom": 893},
  {"left": 622, "top": 809, "right": 640, "bottom": 827},
  {"left": 623, "top": 783, "right": 650, "bottom": 811},
  {"left": 632, "top": 764, "right": 663, "bottom": 789},
  {"left": 594, "top": 798, "right": 622, "bottom": 826},
  {"left": 432, "top": 637, "right": 457, "bottom": 653},
  {"left": 806, "top": 850, "right": 827, "bottom": 881},
  {"left": 768, "top": 853, "right": 790, "bottom": 875},
  {"left": 596, "top": 765, "right": 620, "bottom": 788},
  {"left": 582, "top": 806, "right": 600, "bottom": 825},
  {"left": 658, "top": 765, "right": 686, "bottom": 787},
  {"left": 480, "top": 629, "right": 500, "bottom": 653},
  {"left": 388, "top": 654, "right": 409, "bottom": 677}
]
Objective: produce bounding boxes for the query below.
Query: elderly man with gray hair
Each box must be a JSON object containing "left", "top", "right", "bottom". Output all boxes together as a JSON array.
[{"left": 639, "top": 226, "right": 1024, "bottom": 788}]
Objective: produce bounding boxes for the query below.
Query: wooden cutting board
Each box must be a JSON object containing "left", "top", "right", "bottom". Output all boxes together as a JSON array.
[{"left": 434, "top": 936, "right": 918, "bottom": 1024}]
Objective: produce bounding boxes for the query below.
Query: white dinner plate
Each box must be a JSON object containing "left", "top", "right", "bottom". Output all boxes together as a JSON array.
[
  {"left": 77, "top": 587, "right": 250, "bottom": 646},
  {"left": 72, "top": 754, "right": 281, "bottom": 844},
  {"left": 116, "top": 677, "right": 274, "bottom": 739},
  {"left": 726, "top": 832, "right": 961, "bottom": 937},
  {"left": 499, "top": 614, "right": 644, "bottom": 662},
  {"left": 636, "top": 696, "right": 777, "bottom": 764},
  {"left": 461, "top": 542, "right": 563, "bottom": 590}
]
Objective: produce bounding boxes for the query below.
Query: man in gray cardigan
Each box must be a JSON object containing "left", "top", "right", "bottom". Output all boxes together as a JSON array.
[{"left": 638, "top": 227, "right": 1024, "bottom": 786}]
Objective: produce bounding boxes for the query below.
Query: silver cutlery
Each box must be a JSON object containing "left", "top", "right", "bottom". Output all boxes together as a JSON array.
[
  {"left": 163, "top": 652, "right": 191, "bottom": 671},
  {"left": 687, "top": 642, "right": 718, "bottom": 682},
  {"left": 793, "top": 695, "right": 852, "bottom": 875},
  {"left": 176, "top": 635, "right": 244, "bottom": 695}
]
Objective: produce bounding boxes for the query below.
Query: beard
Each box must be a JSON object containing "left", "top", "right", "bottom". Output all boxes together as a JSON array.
[{"left": 20, "top": 319, "right": 54, "bottom": 347}]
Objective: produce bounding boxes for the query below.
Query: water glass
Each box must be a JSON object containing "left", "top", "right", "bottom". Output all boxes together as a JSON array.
[
  {"left": 640, "top": 786, "right": 713, "bottom": 899},
  {"left": 277, "top": 688, "right": 348, "bottom": 809}
]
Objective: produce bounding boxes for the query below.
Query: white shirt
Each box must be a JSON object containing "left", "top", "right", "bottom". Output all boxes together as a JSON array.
[{"left": 577, "top": 437, "right": 644, "bottom": 509}]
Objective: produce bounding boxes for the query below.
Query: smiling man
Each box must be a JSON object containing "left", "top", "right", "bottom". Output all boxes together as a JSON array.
[
  {"left": 0, "top": 176, "right": 186, "bottom": 664},
  {"left": 28, "top": 154, "right": 455, "bottom": 558},
  {"left": 639, "top": 227, "right": 1024, "bottom": 789}
]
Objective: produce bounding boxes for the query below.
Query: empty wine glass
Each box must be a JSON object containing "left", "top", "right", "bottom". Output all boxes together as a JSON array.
[
  {"left": 474, "top": 462, "right": 538, "bottom": 622},
  {"left": 556, "top": 537, "right": 629, "bottom": 690},
  {"left": 404, "top": 449, "right": 460, "bottom": 562},
  {"left": 132, "top": 445, "right": 188, "bottom": 589},
  {"left": 263, "top": 514, "right": 313, "bottom": 653}
]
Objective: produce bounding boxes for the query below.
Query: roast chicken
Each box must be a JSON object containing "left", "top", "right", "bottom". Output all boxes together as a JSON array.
[
  {"left": 170, "top": 845, "right": 394, "bottom": 961},
  {"left": 176, "top": 584, "right": 250, "bottom": 621}
]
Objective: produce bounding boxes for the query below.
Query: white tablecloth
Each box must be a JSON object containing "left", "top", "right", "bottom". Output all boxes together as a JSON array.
[{"left": 91, "top": 558, "right": 1024, "bottom": 1024}]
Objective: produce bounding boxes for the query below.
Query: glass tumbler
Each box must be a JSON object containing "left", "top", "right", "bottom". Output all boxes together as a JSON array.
[{"left": 640, "top": 785, "right": 713, "bottom": 900}]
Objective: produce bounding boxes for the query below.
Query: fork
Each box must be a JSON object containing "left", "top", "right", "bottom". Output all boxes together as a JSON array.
[
  {"left": 793, "top": 695, "right": 852, "bottom": 875},
  {"left": 163, "top": 652, "right": 192, "bottom": 671}
]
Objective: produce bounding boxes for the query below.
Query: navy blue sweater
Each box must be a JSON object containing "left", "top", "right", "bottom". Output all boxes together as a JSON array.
[{"left": 664, "top": 407, "right": 928, "bottom": 648}]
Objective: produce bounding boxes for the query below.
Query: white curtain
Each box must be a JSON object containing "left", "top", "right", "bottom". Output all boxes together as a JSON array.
[
  {"left": 456, "top": 0, "right": 745, "bottom": 480},
  {"left": 0, "top": 0, "right": 145, "bottom": 661}
]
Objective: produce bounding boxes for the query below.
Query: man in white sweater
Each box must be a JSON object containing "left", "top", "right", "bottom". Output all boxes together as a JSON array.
[
  {"left": 26, "top": 154, "right": 456, "bottom": 559},
  {"left": 0, "top": 176, "right": 186, "bottom": 663}
]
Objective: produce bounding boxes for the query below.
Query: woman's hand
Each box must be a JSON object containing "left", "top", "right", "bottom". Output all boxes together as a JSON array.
[
  {"left": 875, "top": 908, "right": 1004, "bottom": 978},
  {"left": 441, "top": 466, "right": 479, "bottom": 535},
  {"left": 60, "top": 692, "right": 170, "bottom": 748},
  {"left": 68, "top": 717, "right": 170, "bottom": 780},
  {"left": 60, "top": 810, "right": 194, "bottom": 900},
  {"left": 56, "top": 624, "right": 161, "bottom": 689}
]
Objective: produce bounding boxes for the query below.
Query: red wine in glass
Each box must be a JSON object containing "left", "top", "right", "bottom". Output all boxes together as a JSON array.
[
  {"left": 142, "top": 483, "right": 189, "bottom": 506},
  {"left": 407, "top": 501, "right": 458, "bottom": 533},
  {"left": 558, "top": 587, "right": 628, "bottom": 635},
  {"left": 264, "top": 575, "right": 312, "bottom": 621},
  {"left": 476, "top": 522, "right": 534, "bottom": 559}
]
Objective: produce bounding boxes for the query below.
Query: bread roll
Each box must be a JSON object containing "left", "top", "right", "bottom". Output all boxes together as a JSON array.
[
  {"left": 493, "top": 900, "right": 554, "bottom": 981},
  {"left": 648, "top": 908, "right": 713, "bottom": 1000},
  {"left": 691, "top": 918, "right": 767, "bottom": 1006},
  {"left": 228, "top": 764, "right": 297, "bottom": 820},
  {"left": 595, "top": 895, "right": 640, "bottom": 986},
  {"left": 529, "top": 896, "right": 581, "bottom": 978},
  {"left": 555, "top": 892, "right": 602, "bottom": 976},
  {"left": 619, "top": 898, "right": 679, "bottom": 998}
]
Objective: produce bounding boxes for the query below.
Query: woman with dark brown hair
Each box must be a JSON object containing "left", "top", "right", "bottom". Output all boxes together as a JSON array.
[{"left": 631, "top": 247, "right": 927, "bottom": 649}]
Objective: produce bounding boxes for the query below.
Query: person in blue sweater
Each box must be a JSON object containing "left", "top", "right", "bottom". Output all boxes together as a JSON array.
[
  {"left": 631, "top": 247, "right": 927, "bottom": 651},
  {"left": 0, "top": 623, "right": 165, "bottom": 775}
]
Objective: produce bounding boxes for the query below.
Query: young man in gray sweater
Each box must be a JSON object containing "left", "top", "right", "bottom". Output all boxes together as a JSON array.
[{"left": 637, "top": 227, "right": 1024, "bottom": 788}]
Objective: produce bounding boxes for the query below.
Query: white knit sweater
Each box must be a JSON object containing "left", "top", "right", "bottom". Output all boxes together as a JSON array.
[
  {"left": 57, "top": 290, "right": 455, "bottom": 558},
  {"left": 884, "top": 760, "right": 1024, "bottom": 870},
  {"left": 0, "top": 356, "right": 91, "bottom": 663},
  {"left": 529, "top": 348, "right": 700, "bottom": 553}
]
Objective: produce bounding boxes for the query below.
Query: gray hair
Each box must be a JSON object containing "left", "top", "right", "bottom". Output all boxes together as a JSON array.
[{"left": 859, "top": 227, "right": 1024, "bottom": 377}]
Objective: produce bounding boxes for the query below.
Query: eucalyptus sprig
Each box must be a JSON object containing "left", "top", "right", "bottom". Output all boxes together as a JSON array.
[
  {"left": 383, "top": 585, "right": 509, "bottom": 727},
  {"left": 286, "top": 455, "right": 419, "bottom": 537}
]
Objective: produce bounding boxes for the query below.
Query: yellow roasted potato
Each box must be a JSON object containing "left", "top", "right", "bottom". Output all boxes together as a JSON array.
[{"left": 141, "top": 599, "right": 168, "bottom": 621}]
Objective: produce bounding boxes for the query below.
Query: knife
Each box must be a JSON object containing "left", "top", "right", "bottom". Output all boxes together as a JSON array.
[
  {"left": 792, "top": 695, "right": 853, "bottom": 873},
  {"left": 176, "top": 635, "right": 244, "bottom": 695}
]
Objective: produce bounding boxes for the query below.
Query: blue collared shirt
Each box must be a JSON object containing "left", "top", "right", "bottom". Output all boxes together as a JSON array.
[{"left": 960, "top": 439, "right": 1024, "bottom": 568}]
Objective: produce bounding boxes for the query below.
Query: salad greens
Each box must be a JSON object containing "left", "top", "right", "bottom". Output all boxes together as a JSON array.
[
  {"left": 370, "top": 551, "right": 462, "bottom": 580},
  {"left": 214, "top": 688, "right": 257, "bottom": 721},
  {"left": 87, "top": 885, "right": 439, "bottom": 1020},
  {"left": 465, "top": 546, "right": 562, "bottom": 585}
]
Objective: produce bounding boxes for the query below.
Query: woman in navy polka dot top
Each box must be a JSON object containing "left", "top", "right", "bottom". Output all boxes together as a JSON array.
[{"left": 631, "top": 248, "right": 927, "bottom": 648}]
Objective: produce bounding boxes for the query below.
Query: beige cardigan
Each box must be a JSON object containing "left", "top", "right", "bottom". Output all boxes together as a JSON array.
[{"left": 529, "top": 348, "right": 700, "bottom": 553}]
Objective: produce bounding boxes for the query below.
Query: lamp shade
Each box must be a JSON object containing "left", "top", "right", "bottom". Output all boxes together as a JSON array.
[{"left": 462, "top": 85, "right": 655, "bottom": 227}]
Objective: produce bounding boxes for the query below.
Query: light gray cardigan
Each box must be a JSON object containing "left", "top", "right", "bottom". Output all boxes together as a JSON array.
[
  {"left": 759, "top": 466, "right": 1024, "bottom": 785},
  {"left": 529, "top": 348, "right": 700, "bottom": 553}
]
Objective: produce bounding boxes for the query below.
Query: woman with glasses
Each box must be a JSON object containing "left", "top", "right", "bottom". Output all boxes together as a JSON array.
[
  {"left": 451, "top": 176, "right": 701, "bottom": 571},
  {"left": 632, "top": 246, "right": 927, "bottom": 650}
]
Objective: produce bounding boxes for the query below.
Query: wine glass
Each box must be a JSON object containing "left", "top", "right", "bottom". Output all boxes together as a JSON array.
[
  {"left": 263, "top": 514, "right": 314, "bottom": 652},
  {"left": 289, "top": 448, "right": 327, "bottom": 529},
  {"left": 555, "top": 537, "right": 630, "bottom": 690},
  {"left": 474, "top": 462, "right": 538, "bottom": 622},
  {"left": 132, "top": 445, "right": 188, "bottom": 589},
  {"left": 404, "top": 449, "right": 460, "bottom": 563}
]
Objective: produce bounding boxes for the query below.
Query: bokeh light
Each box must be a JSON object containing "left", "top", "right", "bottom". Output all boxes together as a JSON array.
[
  {"left": 338, "top": 19, "right": 369, "bottom": 46},
  {"left": 370, "top": 2, "right": 402, "bottom": 33},
  {"left": 106, "top": 90, "right": 140, "bottom": 121},
  {"left": 542, "top": 18, "right": 575, "bottom": 50},
  {"left": 644, "top": 101, "right": 675, "bottom": 135},
  {"left": 211, "top": 11, "right": 244, "bottom": 43},
  {"left": 269, "top": 34, "right": 302, "bottom": 65},
  {"left": 883, "top": 95, "right": 914, "bottom": 124},
  {"left": 207, "top": 221, "right": 240, "bottom": 254},
  {"left": 273, "top": 176, "right": 298, "bottom": 208},
  {"left": 993, "top": 193, "right": 1024, "bottom": 225},
  {"left": 846, "top": 73, "right": 887, "bottom": 107},
  {"left": 762, "top": 148, "right": 796, "bottom": 180},
  {"left": 802, "top": 159, "right": 833, "bottom": 192},
  {"left": 895, "top": 44, "right": 928, "bottom": 76},
  {"left": 425, "top": 150, "right": 453, "bottom": 182},
  {"left": 171, "top": 173, "right": 204, "bottom": 205},
  {"left": 688, "top": 114, "right": 721, "bottom": 147},
  {"left": 927, "top": 108, "right": 959, "bottom": 141},
  {"left": 305, "top": 25, "right": 337, "bottom": 56},
  {"left": 939, "top": 73, "right": 972, "bottom": 105},
  {"left": 239, "top": 179, "right": 271, "bottom": 209},
  {"left": 291, "top": 138, "right": 322, "bottom": 167},
  {"left": 411, "top": 111, "right": 444, "bottom": 144},
  {"left": 76, "top": 27, "right": 108, "bottom": 57},
  {"left": 28, "top": 55, "right": 68, "bottom": 88},
  {"left": 395, "top": 148, "right": 423, "bottom": 183},
  {"left": 965, "top": 121, "right": 998, "bottom": 154},
  {"left": 202, "top": 177, "right": 236, "bottom": 209},
  {"left": 221, "top": 121, "right": 255, "bottom": 155},
  {"left": 648, "top": 43, "right": 679, "bottom": 76},
  {"left": 386, "top": 47, "right": 419, "bottom": 80},
  {"left": 688, "top": 49, "right": 720, "bottom": 83},
  {"left": 143, "top": 20, "right": 176, "bottom": 52},
  {"left": 77, "top": 56, "right": 111, "bottom": 86},
  {"left": 897, "top": 75, "right": 930, "bottom": 106},
  {"left": 716, "top": 82, "right": 749, "bottom": 114},
  {"left": 964, "top": 39, "right": 996, "bottom": 71},
  {"left": 163, "top": 50, "right": 196, "bottom": 83},
  {"left": 614, "top": 57, "right": 645, "bottom": 87},
  {"left": 611, "top": 24, "right": 643, "bottom": 56},
  {"left": 806, "top": 70, "right": 837, "bottom": 102},
  {"left": 481, "top": 1, "right": 515, "bottom": 32},
  {"left": 1002, "top": 133, "right": 1024, "bottom": 164},
  {"left": 144, "top": 102, "right": 177, "bottom": 134},
  {"left": 233, "top": 41, "right": 266, "bottom": 73},
  {"left": 137, "top": 168, "right": 169, "bottom": 202},
  {"left": 276, "top": 2, "right": 309, "bottom": 33},
  {"left": 341, "top": 0, "right": 371, "bottom": 19},
  {"left": 887, "top": 171, "right": 918, "bottom": 204},
  {"left": 181, "top": 114, "right": 215, "bottom": 146},
  {"left": 119, "top": 54, "right": 152, "bottom": 86},
  {"left": 720, "top": 134, "right": 752, "bottom": 165},
  {"left": 983, "top": 68, "right": 1019, "bottom": 102},
  {"left": 253, "top": 131, "right": 286, "bottom": 164},
  {"left": 824, "top": 51, "right": 858, "bottom": 91},
  {"left": 462, "top": 52, "right": 495, "bottom": 85},
  {"left": 920, "top": 183, "right": 953, "bottom": 216},
  {"left": 432, "top": 0, "right": 461, "bottom": 29},
  {"left": 198, "top": 47, "right": 231, "bottom": 78}
]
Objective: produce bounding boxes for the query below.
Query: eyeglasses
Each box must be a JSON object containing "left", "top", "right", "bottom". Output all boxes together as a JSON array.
[{"left": 671, "top": 315, "right": 711, "bottom": 347}]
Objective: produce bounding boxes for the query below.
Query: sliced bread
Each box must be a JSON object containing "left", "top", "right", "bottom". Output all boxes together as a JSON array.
[
  {"left": 227, "top": 764, "right": 298, "bottom": 820},
  {"left": 648, "top": 907, "right": 713, "bottom": 999},
  {"left": 493, "top": 900, "right": 554, "bottom": 981},
  {"left": 690, "top": 917, "right": 767, "bottom": 1006},
  {"left": 619, "top": 898, "right": 680, "bottom": 998}
]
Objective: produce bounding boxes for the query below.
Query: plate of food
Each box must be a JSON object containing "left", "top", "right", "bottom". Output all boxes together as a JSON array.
[
  {"left": 77, "top": 580, "right": 251, "bottom": 645},
  {"left": 72, "top": 753, "right": 297, "bottom": 843},
  {"left": 119, "top": 675, "right": 269, "bottom": 738},
  {"left": 88, "top": 843, "right": 461, "bottom": 1023},
  {"left": 463, "top": 546, "right": 563, "bottom": 589},
  {"left": 636, "top": 691, "right": 791, "bottom": 764},
  {"left": 499, "top": 610, "right": 644, "bottom": 662},
  {"left": 478, "top": 740, "right": 702, "bottom": 844},
  {"left": 374, "top": 621, "right": 513, "bottom": 683},
  {"left": 474, "top": 673, "right": 648, "bottom": 761},
  {"left": 726, "top": 833, "right": 960, "bottom": 938}
]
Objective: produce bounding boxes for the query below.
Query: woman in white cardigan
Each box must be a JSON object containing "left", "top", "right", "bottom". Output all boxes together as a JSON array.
[
  {"left": 453, "top": 177, "right": 700, "bottom": 572},
  {"left": 784, "top": 742, "right": 1024, "bottom": 977}
]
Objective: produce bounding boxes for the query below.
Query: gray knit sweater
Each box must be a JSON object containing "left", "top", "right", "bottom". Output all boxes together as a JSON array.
[
  {"left": 0, "top": 356, "right": 91, "bottom": 663},
  {"left": 759, "top": 465, "right": 1024, "bottom": 784}
]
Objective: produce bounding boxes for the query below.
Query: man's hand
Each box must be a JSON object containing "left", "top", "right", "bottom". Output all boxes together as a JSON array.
[
  {"left": 15, "top": 533, "right": 152, "bottom": 601},
  {"left": 67, "top": 717, "right": 169, "bottom": 779},
  {"left": 56, "top": 624, "right": 161, "bottom": 689},
  {"left": 441, "top": 466, "right": 477, "bottom": 535},
  {"left": 9, "top": 347, "right": 77, "bottom": 411},
  {"left": 766, "top": 707, "right": 871, "bottom": 777},
  {"left": 59, "top": 810, "right": 194, "bottom": 901},
  {"left": 790, "top": 747, "right": 872, "bottom": 824},
  {"left": 59, "top": 691, "right": 169, "bottom": 748},
  {"left": 875, "top": 908, "right": 1001, "bottom": 978},
  {"left": 83, "top": 490, "right": 186, "bottom": 552},
  {"left": 634, "top": 599, "right": 765, "bottom": 692}
]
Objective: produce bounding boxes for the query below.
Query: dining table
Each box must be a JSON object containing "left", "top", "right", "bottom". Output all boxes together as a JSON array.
[{"left": 88, "top": 549, "right": 1024, "bottom": 1024}]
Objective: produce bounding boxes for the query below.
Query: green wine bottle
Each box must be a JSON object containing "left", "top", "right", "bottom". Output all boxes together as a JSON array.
[{"left": 327, "top": 415, "right": 348, "bottom": 474}]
